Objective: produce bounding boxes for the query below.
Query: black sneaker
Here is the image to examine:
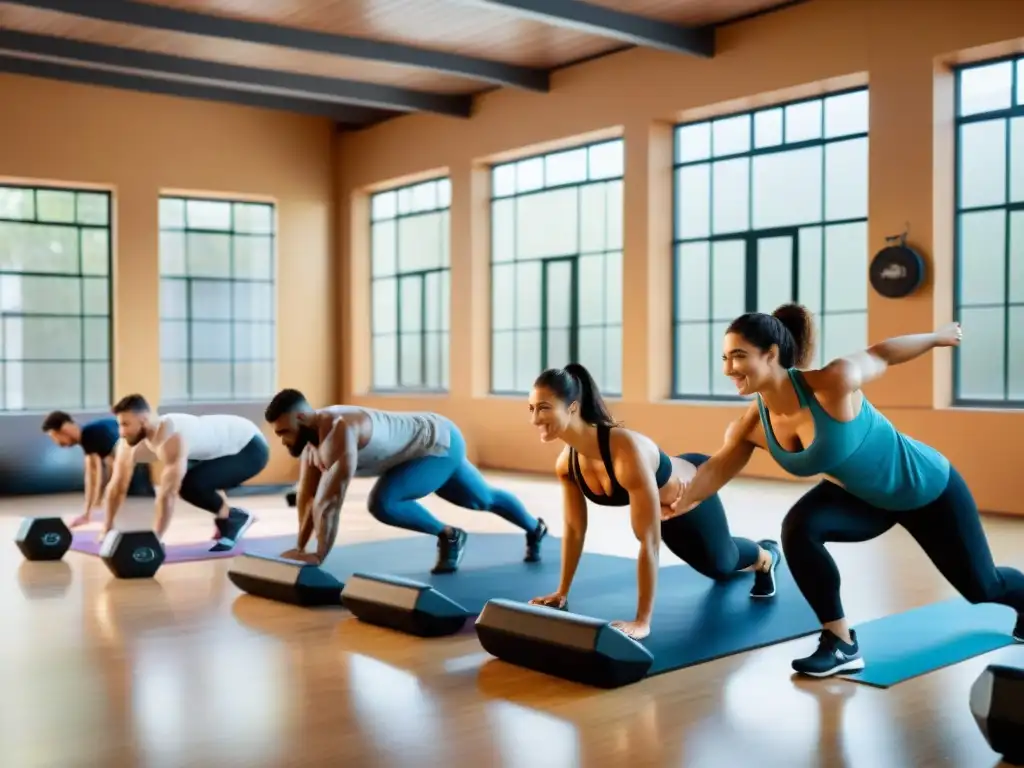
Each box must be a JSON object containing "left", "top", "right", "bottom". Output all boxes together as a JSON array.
[
  {"left": 1014, "top": 613, "right": 1023, "bottom": 642},
  {"left": 210, "top": 508, "right": 255, "bottom": 552},
  {"left": 750, "top": 539, "right": 781, "bottom": 598},
  {"left": 432, "top": 528, "right": 468, "bottom": 574},
  {"left": 524, "top": 518, "right": 548, "bottom": 563},
  {"left": 792, "top": 629, "right": 865, "bottom": 678}
]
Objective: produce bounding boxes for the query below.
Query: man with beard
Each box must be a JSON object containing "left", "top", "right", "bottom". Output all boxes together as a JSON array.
[
  {"left": 263, "top": 389, "right": 547, "bottom": 573},
  {"left": 103, "top": 394, "right": 269, "bottom": 551},
  {"left": 41, "top": 410, "right": 122, "bottom": 527}
]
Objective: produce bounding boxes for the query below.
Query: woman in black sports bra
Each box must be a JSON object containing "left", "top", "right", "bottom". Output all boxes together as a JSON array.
[{"left": 526, "top": 362, "right": 782, "bottom": 640}]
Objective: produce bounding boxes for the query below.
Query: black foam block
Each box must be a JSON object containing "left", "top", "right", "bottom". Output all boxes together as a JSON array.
[
  {"left": 228, "top": 552, "right": 344, "bottom": 607},
  {"left": 342, "top": 572, "right": 472, "bottom": 637},
  {"left": 970, "top": 664, "right": 1024, "bottom": 765},
  {"left": 475, "top": 598, "right": 655, "bottom": 689}
]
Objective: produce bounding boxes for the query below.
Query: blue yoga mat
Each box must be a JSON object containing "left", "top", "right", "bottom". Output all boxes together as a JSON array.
[{"left": 839, "top": 598, "right": 1020, "bottom": 688}]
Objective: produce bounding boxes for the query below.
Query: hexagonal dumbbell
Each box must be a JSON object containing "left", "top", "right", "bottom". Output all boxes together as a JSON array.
[
  {"left": 15, "top": 517, "right": 73, "bottom": 561},
  {"left": 99, "top": 530, "right": 166, "bottom": 579}
]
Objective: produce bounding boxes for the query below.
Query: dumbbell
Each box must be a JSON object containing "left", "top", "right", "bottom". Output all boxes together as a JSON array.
[
  {"left": 99, "top": 530, "right": 165, "bottom": 579},
  {"left": 15, "top": 517, "right": 73, "bottom": 561},
  {"left": 970, "top": 664, "right": 1024, "bottom": 765}
]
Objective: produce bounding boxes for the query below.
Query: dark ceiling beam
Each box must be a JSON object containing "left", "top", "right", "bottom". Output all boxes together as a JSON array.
[
  {"left": 0, "top": 53, "right": 394, "bottom": 124},
  {"left": 0, "top": 30, "right": 472, "bottom": 117},
  {"left": 467, "top": 0, "right": 714, "bottom": 58},
  {"left": 3, "top": 0, "right": 551, "bottom": 92}
]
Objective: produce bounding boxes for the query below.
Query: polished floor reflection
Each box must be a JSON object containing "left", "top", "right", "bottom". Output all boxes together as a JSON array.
[{"left": 3, "top": 473, "right": 1022, "bottom": 767}]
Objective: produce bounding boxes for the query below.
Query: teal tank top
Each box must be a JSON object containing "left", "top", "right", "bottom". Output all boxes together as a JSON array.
[{"left": 756, "top": 369, "right": 950, "bottom": 511}]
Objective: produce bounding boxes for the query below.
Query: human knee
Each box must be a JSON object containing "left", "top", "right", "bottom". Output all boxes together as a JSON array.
[
  {"left": 781, "top": 507, "right": 821, "bottom": 554},
  {"left": 959, "top": 578, "right": 1002, "bottom": 605},
  {"left": 366, "top": 487, "right": 401, "bottom": 525}
]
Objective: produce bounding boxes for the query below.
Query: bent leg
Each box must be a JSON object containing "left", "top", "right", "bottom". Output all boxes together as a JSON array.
[
  {"left": 899, "top": 468, "right": 1024, "bottom": 635},
  {"left": 367, "top": 454, "right": 458, "bottom": 536},
  {"left": 661, "top": 494, "right": 759, "bottom": 579}
]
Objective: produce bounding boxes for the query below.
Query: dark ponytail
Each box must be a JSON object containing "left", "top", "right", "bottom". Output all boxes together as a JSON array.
[
  {"left": 726, "top": 303, "right": 816, "bottom": 369},
  {"left": 533, "top": 363, "right": 617, "bottom": 427}
]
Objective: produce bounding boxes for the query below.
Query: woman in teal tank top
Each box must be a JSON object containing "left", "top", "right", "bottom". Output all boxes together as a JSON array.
[{"left": 666, "top": 303, "right": 1024, "bottom": 679}]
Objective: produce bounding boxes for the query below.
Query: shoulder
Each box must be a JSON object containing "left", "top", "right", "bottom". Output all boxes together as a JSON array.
[
  {"left": 607, "top": 428, "right": 657, "bottom": 487},
  {"left": 797, "top": 362, "right": 853, "bottom": 401},
  {"left": 554, "top": 445, "right": 572, "bottom": 480}
]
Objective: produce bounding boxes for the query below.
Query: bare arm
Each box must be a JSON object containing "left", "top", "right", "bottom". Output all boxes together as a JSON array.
[
  {"left": 613, "top": 434, "right": 662, "bottom": 627},
  {"left": 310, "top": 418, "right": 359, "bottom": 562},
  {"left": 83, "top": 454, "right": 103, "bottom": 513},
  {"left": 554, "top": 448, "right": 589, "bottom": 597},
  {"left": 295, "top": 447, "right": 321, "bottom": 551},
  {"left": 102, "top": 442, "right": 136, "bottom": 532},
  {"left": 154, "top": 434, "right": 188, "bottom": 537},
  {"left": 806, "top": 323, "right": 961, "bottom": 395},
  {"left": 669, "top": 404, "right": 759, "bottom": 515}
]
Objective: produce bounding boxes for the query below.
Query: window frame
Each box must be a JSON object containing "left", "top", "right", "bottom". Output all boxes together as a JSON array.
[
  {"left": 0, "top": 182, "right": 113, "bottom": 412},
  {"left": 670, "top": 86, "right": 870, "bottom": 401},
  {"left": 158, "top": 194, "right": 277, "bottom": 404},
  {"left": 488, "top": 138, "right": 625, "bottom": 397},
  {"left": 952, "top": 55, "right": 1024, "bottom": 408},
  {"left": 368, "top": 176, "right": 451, "bottom": 394}
]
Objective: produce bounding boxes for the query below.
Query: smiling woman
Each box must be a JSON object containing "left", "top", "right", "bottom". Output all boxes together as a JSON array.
[{"left": 525, "top": 362, "right": 780, "bottom": 640}]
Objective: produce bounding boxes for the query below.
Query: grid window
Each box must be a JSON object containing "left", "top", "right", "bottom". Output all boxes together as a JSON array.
[
  {"left": 370, "top": 178, "right": 450, "bottom": 391},
  {"left": 490, "top": 139, "right": 624, "bottom": 395},
  {"left": 672, "top": 89, "right": 870, "bottom": 399},
  {"left": 0, "top": 184, "right": 112, "bottom": 411},
  {"left": 158, "top": 196, "right": 276, "bottom": 402},
  {"left": 954, "top": 57, "right": 1024, "bottom": 405}
]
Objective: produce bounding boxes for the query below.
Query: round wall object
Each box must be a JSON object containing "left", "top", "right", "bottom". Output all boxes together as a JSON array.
[{"left": 869, "top": 244, "right": 925, "bottom": 298}]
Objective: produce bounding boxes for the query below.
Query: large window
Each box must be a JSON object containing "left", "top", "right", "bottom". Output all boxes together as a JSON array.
[
  {"left": 370, "top": 178, "right": 450, "bottom": 391},
  {"left": 954, "top": 58, "right": 1024, "bottom": 406},
  {"left": 159, "top": 196, "right": 276, "bottom": 402},
  {"left": 0, "top": 184, "right": 112, "bottom": 411},
  {"left": 672, "top": 89, "right": 869, "bottom": 399},
  {"left": 490, "top": 140, "right": 624, "bottom": 395}
]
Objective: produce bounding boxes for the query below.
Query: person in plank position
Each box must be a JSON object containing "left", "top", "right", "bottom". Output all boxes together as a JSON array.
[
  {"left": 527, "top": 363, "right": 782, "bottom": 641},
  {"left": 42, "top": 410, "right": 123, "bottom": 528},
  {"left": 103, "top": 394, "right": 269, "bottom": 551},
  {"left": 666, "top": 304, "right": 1024, "bottom": 677},
  {"left": 262, "top": 389, "right": 548, "bottom": 573}
]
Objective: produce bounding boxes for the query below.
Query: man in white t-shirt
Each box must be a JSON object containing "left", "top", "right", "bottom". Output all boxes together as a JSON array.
[{"left": 103, "top": 394, "right": 269, "bottom": 551}]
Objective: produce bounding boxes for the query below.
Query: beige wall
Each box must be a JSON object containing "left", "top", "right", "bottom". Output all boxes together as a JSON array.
[
  {"left": 1, "top": 74, "right": 337, "bottom": 484},
  {"left": 337, "top": 0, "right": 1024, "bottom": 515}
]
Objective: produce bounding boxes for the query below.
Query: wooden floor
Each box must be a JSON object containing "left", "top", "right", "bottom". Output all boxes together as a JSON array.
[{"left": 3, "top": 472, "right": 1022, "bottom": 768}]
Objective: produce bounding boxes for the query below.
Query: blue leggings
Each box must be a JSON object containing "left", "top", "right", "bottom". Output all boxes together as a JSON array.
[{"left": 367, "top": 426, "right": 539, "bottom": 536}]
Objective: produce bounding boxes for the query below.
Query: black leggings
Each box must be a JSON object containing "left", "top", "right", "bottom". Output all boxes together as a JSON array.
[
  {"left": 781, "top": 467, "right": 1024, "bottom": 624},
  {"left": 178, "top": 437, "right": 270, "bottom": 514},
  {"left": 660, "top": 453, "right": 761, "bottom": 580}
]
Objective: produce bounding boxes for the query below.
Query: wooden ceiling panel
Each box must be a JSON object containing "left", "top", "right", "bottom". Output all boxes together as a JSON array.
[
  {"left": 0, "top": 3, "right": 484, "bottom": 93},
  {"left": 139, "top": 0, "right": 628, "bottom": 69}
]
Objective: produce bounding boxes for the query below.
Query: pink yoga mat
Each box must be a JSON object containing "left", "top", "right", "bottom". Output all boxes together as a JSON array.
[{"left": 69, "top": 531, "right": 294, "bottom": 564}]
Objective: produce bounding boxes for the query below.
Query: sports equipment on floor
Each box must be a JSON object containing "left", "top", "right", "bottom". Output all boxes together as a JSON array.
[
  {"left": 342, "top": 573, "right": 472, "bottom": 636},
  {"left": 15, "top": 517, "right": 73, "bottom": 561},
  {"left": 228, "top": 552, "right": 344, "bottom": 606},
  {"left": 838, "top": 599, "right": 1018, "bottom": 687},
  {"left": 969, "top": 664, "right": 1024, "bottom": 765},
  {"left": 476, "top": 598, "right": 655, "bottom": 687},
  {"left": 99, "top": 530, "right": 165, "bottom": 579}
]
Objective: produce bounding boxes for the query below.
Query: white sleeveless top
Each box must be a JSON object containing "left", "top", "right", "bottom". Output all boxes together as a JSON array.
[
  {"left": 332, "top": 407, "right": 451, "bottom": 477},
  {"left": 138, "top": 413, "right": 263, "bottom": 463}
]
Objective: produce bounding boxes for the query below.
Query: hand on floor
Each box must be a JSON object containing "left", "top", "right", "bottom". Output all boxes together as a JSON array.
[
  {"left": 610, "top": 620, "right": 650, "bottom": 640},
  {"left": 69, "top": 514, "right": 93, "bottom": 528}
]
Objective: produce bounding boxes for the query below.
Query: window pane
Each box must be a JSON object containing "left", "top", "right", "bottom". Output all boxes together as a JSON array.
[
  {"left": 605, "top": 180, "right": 623, "bottom": 251},
  {"left": 676, "top": 323, "right": 710, "bottom": 395},
  {"left": 186, "top": 233, "right": 231, "bottom": 278},
  {"left": 83, "top": 361, "right": 110, "bottom": 408},
  {"left": 424, "top": 332, "right": 443, "bottom": 389},
  {"left": 84, "top": 317, "right": 109, "bottom": 360},
  {"left": 959, "top": 61, "right": 1012, "bottom": 117},
  {"left": 83, "top": 277, "right": 109, "bottom": 315},
  {"left": 161, "top": 321, "right": 189, "bottom": 360},
  {"left": 785, "top": 100, "right": 823, "bottom": 143},
  {"left": 710, "top": 321, "right": 736, "bottom": 396},
  {"left": 545, "top": 328, "right": 570, "bottom": 370},
  {"left": 81, "top": 229, "right": 110, "bottom": 276},
  {"left": 959, "top": 119, "right": 1007, "bottom": 209},
  {"left": 514, "top": 330, "right": 541, "bottom": 392},
  {"left": 5, "top": 316, "right": 81, "bottom": 359},
  {"left": 491, "top": 331, "right": 515, "bottom": 391},
  {"left": 603, "top": 325, "right": 622, "bottom": 395},
  {"left": 588, "top": 140, "right": 624, "bottom": 180},
  {"left": 161, "top": 361, "right": 189, "bottom": 402},
  {"left": 7, "top": 362, "right": 82, "bottom": 410},
  {"left": 491, "top": 198, "right": 515, "bottom": 263},
  {"left": 159, "top": 198, "right": 185, "bottom": 229},
  {"left": 516, "top": 157, "right": 544, "bottom": 194},
  {"left": 1, "top": 275, "right": 81, "bottom": 314},
  {"left": 190, "top": 280, "right": 233, "bottom": 320},
  {"left": 824, "top": 90, "right": 869, "bottom": 138},
  {"left": 440, "top": 270, "right": 449, "bottom": 331},
  {"left": 399, "top": 333, "right": 423, "bottom": 387},
  {"left": 373, "top": 335, "right": 397, "bottom": 389},
  {"left": 516, "top": 188, "right": 578, "bottom": 259},
  {"left": 824, "top": 222, "right": 868, "bottom": 313},
  {"left": 424, "top": 271, "right": 442, "bottom": 332},
  {"left": 372, "top": 191, "right": 397, "bottom": 221},
  {"left": 491, "top": 264, "right": 515, "bottom": 331},
  {"left": 576, "top": 327, "right": 603, "bottom": 388},
  {"left": 605, "top": 251, "right": 622, "bottom": 325},
  {"left": 0, "top": 187, "right": 34, "bottom": 219},
  {"left": 77, "top": 193, "right": 110, "bottom": 226},
  {"left": 1011, "top": 117, "right": 1024, "bottom": 204},
  {"left": 234, "top": 236, "right": 273, "bottom": 280},
  {"left": 957, "top": 306, "right": 1005, "bottom": 400},
  {"left": 713, "top": 115, "right": 750, "bottom": 156},
  {"left": 712, "top": 158, "right": 750, "bottom": 235},
  {"left": 545, "top": 261, "right": 572, "bottom": 329},
  {"left": 958, "top": 209, "right": 1006, "bottom": 306},
  {"left": 754, "top": 108, "right": 783, "bottom": 148},
  {"left": 233, "top": 322, "right": 274, "bottom": 361},
  {"left": 677, "top": 122, "right": 711, "bottom": 163},
  {"left": 233, "top": 203, "right": 273, "bottom": 235},
  {"left": 190, "top": 321, "right": 231, "bottom": 360},
  {"left": 577, "top": 254, "right": 605, "bottom": 326},
  {"left": 191, "top": 362, "right": 233, "bottom": 400},
  {"left": 1010, "top": 210, "right": 1024, "bottom": 304},
  {"left": 1008, "top": 306, "right": 1024, "bottom": 400},
  {"left": 186, "top": 199, "right": 231, "bottom": 230},
  {"left": 545, "top": 148, "right": 588, "bottom": 186},
  {"left": 492, "top": 164, "right": 516, "bottom": 198},
  {"left": 398, "top": 212, "right": 445, "bottom": 272},
  {"left": 372, "top": 278, "right": 398, "bottom": 335},
  {"left": 0, "top": 222, "right": 79, "bottom": 272},
  {"left": 825, "top": 137, "right": 868, "bottom": 221},
  {"left": 579, "top": 184, "right": 607, "bottom": 253},
  {"left": 160, "top": 231, "right": 186, "bottom": 276},
  {"left": 821, "top": 311, "right": 866, "bottom": 364},
  {"left": 233, "top": 361, "right": 274, "bottom": 398},
  {"left": 752, "top": 146, "right": 823, "bottom": 229},
  {"left": 711, "top": 240, "right": 747, "bottom": 320},
  {"left": 233, "top": 280, "right": 274, "bottom": 322},
  {"left": 798, "top": 226, "right": 824, "bottom": 314},
  {"left": 36, "top": 190, "right": 76, "bottom": 223},
  {"left": 676, "top": 242, "right": 710, "bottom": 322},
  {"left": 756, "top": 236, "right": 793, "bottom": 313},
  {"left": 400, "top": 275, "right": 423, "bottom": 333},
  {"left": 676, "top": 164, "right": 711, "bottom": 239},
  {"left": 515, "top": 261, "right": 542, "bottom": 329}
]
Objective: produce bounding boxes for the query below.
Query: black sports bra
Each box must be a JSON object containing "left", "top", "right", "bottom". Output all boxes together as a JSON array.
[{"left": 568, "top": 424, "right": 674, "bottom": 507}]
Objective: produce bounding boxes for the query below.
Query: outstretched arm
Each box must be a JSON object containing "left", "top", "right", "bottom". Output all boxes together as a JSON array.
[
  {"left": 294, "top": 448, "right": 322, "bottom": 552},
  {"left": 555, "top": 450, "right": 589, "bottom": 597},
  {"left": 102, "top": 442, "right": 136, "bottom": 534},
  {"left": 83, "top": 454, "right": 103, "bottom": 514},
  {"left": 154, "top": 434, "right": 188, "bottom": 538},
  {"left": 308, "top": 417, "right": 358, "bottom": 563},
  {"left": 614, "top": 435, "right": 662, "bottom": 634},
  {"left": 807, "top": 322, "right": 962, "bottom": 394},
  {"left": 665, "top": 405, "right": 759, "bottom": 518}
]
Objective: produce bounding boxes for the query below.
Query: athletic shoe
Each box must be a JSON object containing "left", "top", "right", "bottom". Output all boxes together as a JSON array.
[
  {"left": 1014, "top": 613, "right": 1023, "bottom": 642},
  {"left": 210, "top": 508, "right": 255, "bottom": 552},
  {"left": 432, "top": 528, "right": 468, "bottom": 574},
  {"left": 524, "top": 518, "right": 548, "bottom": 563},
  {"left": 792, "top": 629, "right": 865, "bottom": 677},
  {"left": 750, "top": 539, "right": 781, "bottom": 598}
]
